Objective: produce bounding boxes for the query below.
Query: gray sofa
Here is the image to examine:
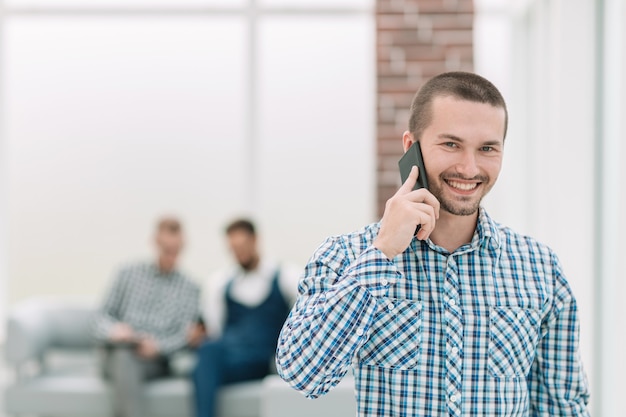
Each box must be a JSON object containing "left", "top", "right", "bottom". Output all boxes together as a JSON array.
[{"left": 3, "top": 297, "right": 356, "bottom": 417}]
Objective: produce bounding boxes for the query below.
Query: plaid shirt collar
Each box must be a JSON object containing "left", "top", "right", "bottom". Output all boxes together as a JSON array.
[{"left": 405, "top": 207, "right": 501, "bottom": 258}]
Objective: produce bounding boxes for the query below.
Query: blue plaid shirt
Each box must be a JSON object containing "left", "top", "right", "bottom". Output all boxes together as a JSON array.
[{"left": 276, "top": 208, "right": 589, "bottom": 416}]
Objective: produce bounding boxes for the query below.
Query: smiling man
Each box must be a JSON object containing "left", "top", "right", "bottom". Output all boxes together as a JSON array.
[{"left": 276, "top": 72, "right": 590, "bottom": 416}]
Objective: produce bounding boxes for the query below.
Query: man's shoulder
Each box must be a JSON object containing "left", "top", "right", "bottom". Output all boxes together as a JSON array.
[
  {"left": 173, "top": 270, "right": 201, "bottom": 292},
  {"left": 314, "top": 222, "right": 380, "bottom": 259},
  {"left": 204, "top": 267, "right": 235, "bottom": 293},
  {"left": 494, "top": 221, "right": 557, "bottom": 262},
  {"left": 119, "top": 262, "right": 199, "bottom": 289},
  {"left": 116, "top": 261, "right": 153, "bottom": 277},
  {"left": 491, "top": 221, "right": 575, "bottom": 304}
]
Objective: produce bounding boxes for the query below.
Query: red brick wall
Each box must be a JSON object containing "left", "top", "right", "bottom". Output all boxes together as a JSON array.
[{"left": 376, "top": 0, "right": 474, "bottom": 216}]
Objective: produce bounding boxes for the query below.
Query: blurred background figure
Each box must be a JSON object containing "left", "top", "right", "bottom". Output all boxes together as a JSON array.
[
  {"left": 190, "top": 218, "right": 300, "bottom": 417},
  {"left": 92, "top": 217, "right": 201, "bottom": 417}
]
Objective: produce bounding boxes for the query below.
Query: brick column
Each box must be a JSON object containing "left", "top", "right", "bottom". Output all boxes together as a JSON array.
[{"left": 376, "top": 0, "right": 474, "bottom": 216}]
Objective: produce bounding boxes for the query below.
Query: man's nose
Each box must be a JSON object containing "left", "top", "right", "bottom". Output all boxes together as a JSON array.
[{"left": 455, "top": 151, "right": 480, "bottom": 178}]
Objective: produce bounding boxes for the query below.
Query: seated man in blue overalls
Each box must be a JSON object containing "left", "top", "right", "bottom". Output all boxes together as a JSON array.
[{"left": 189, "top": 218, "right": 300, "bottom": 417}]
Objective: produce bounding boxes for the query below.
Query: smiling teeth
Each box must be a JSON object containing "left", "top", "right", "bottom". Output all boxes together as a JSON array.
[{"left": 448, "top": 181, "right": 478, "bottom": 191}]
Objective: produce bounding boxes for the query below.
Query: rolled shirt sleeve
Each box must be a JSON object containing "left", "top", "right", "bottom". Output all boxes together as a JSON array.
[
  {"left": 528, "top": 255, "right": 590, "bottom": 416},
  {"left": 92, "top": 268, "right": 129, "bottom": 342},
  {"left": 276, "top": 236, "right": 402, "bottom": 398}
]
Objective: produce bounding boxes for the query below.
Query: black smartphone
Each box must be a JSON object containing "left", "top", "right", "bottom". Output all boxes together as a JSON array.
[{"left": 398, "top": 141, "right": 428, "bottom": 190}]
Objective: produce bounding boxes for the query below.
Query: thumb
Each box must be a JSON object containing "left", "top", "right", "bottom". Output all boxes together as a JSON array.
[{"left": 397, "top": 165, "right": 419, "bottom": 194}]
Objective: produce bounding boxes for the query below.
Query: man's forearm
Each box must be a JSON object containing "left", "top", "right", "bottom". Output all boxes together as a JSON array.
[
  {"left": 276, "top": 244, "right": 403, "bottom": 398},
  {"left": 276, "top": 279, "right": 377, "bottom": 398}
]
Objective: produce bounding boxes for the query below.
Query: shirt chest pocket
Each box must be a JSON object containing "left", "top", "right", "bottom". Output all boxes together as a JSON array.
[
  {"left": 358, "top": 298, "right": 422, "bottom": 370},
  {"left": 488, "top": 306, "right": 541, "bottom": 378}
]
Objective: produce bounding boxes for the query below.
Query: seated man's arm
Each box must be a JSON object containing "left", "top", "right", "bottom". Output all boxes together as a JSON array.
[
  {"left": 187, "top": 316, "right": 207, "bottom": 348},
  {"left": 276, "top": 236, "right": 401, "bottom": 399},
  {"left": 151, "top": 283, "right": 201, "bottom": 356},
  {"left": 92, "top": 268, "right": 132, "bottom": 342},
  {"left": 528, "top": 255, "right": 591, "bottom": 416}
]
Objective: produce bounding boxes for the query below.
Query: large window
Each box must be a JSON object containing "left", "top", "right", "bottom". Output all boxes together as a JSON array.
[{"left": 0, "top": 1, "right": 375, "bottom": 334}]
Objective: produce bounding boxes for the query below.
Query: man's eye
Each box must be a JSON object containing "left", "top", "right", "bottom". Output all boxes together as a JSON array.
[
  {"left": 481, "top": 146, "right": 494, "bottom": 152},
  {"left": 445, "top": 142, "right": 457, "bottom": 148}
]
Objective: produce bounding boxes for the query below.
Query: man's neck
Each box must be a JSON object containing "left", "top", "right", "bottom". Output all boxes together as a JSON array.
[
  {"left": 240, "top": 255, "right": 260, "bottom": 273},
  {"left": 429, "top": 210, "right": 479, "bottom": 253},
  {"left": 157, "top": 260, "right": 175, "bottom": 275}
]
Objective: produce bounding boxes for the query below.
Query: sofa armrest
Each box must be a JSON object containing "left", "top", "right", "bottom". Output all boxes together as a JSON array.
[
  {"left": 6, "top": 299, "right": 51, "bottom": 367},
  {"left": 5, "top": 297, "right": 97, "bottom": 368}
]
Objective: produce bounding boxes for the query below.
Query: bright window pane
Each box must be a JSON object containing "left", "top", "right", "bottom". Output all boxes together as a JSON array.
[
  {"left": 259, "top": 0, "right": 373, "bottom": 8},
  {"left": 4, "top": 17, "right": 247, "bottom": 301},
  {"left": 257, "top": 15, "right": 375, "bottom": 263},
  {"left": 4, "top": 0, "right": 243, "bottom": 8}
]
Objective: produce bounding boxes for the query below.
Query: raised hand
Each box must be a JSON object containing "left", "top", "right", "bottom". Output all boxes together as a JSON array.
[{"left": 373, "top": 166, "right": 440, "bottom": 259}]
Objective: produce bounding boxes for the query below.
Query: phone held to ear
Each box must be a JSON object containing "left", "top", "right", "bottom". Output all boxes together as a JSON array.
[
  {"left": 398, "top": 141, "right": 428, "bottom": 190},
  {"left": 398, "top": 141, "right": 429, "bottom": 235}
]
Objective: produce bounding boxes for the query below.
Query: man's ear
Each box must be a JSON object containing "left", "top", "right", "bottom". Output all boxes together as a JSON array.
[{"left": 402, "top": 131, "right": 415, "bottom": 153}]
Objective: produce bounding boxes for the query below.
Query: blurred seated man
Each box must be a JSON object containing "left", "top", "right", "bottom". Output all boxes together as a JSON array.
[
  {"left": 93, "top": 217, "right": 201, "bottom": 417},
  {"left": 190, "top": 219, "right": 299, "bottom": 417}
]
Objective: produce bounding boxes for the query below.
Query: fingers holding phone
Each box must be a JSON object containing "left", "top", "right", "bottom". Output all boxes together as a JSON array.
[
  {"left": 399, "top": 141, "right": 429, "bottom": 190},
  {"left": 398, "top": 140, "right": 440, "bottom": 234},
  {"left": 374, "top": 166, "right": 440, "bottom": 259}
]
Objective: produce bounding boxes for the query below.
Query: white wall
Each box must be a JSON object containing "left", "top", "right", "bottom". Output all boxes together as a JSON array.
[
  {"left": 1, "top": 3, "right": 375, "bottom": 314},
  {"left": 4, "top": 16, "right": 248, "bottom": 303},
  {"left": 256, "top": 15, "right": 376, "bottom": 261},
  {"left": 618, "top": 3, "right": 626, "bottom": 412},
  {"left": 596, "top": 0, "right": 625, "bottom": 415}
]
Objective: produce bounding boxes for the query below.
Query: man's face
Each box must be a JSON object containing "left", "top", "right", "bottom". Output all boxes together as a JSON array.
[
  {"left": 156, "top": 231, "right": 183, "bottom": 273},
  {"left": 227, "top": 229, "right": 258, "bottom": 271},
  {"left": 408, "top": 96, "right": 506, "bottom": 217}
]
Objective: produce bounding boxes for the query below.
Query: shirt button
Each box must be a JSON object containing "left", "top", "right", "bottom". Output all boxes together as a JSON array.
[
  {"left": 449, "top": 298, "right": 456, "bottom": 307},
  {"left": 451, "top": 347, "right": 459, "bottom": 355},
  {"left": 450, "top": 394, "right": 458, "bottom": 403},
  {"left": 388, "top": 303, "right": 395, "bottom": 311},
  {"left": 356, "top": 328, "right": 364, "bottom": 336},
  {"left": 381, "top": 278, "right": 389, "bottom": 286}
]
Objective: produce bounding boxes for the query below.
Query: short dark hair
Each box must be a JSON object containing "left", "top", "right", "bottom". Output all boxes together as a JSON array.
[
  {"left": 225, "top": 218, "right": 256, "bottom": 236},
  {"left": 157, "top": 216, "right": 182, "bottom": 234},
  {"left": 408, "top": 71, "right": 508, "bottom": 141}
]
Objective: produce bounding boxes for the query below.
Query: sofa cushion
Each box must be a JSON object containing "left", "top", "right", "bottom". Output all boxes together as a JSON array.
[
  {"left": 7, "top": 372, "right": 264, "bottom": 417},
  {"left": 217, "top": 380, "right": 265, "bottom": 417},
  {"left": 5, "top": 374, "right": 113, "bottom": 417},
  {"left": 47, "top": 304, "right": 96, "bottom": 349}
]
